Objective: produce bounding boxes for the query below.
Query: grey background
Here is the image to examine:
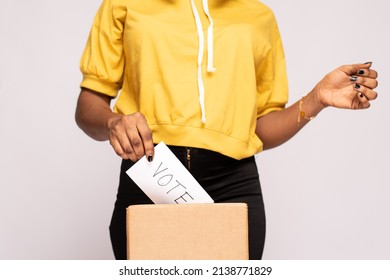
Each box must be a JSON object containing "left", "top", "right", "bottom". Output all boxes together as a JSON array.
[{"left": 0, "top": 0, "right": 389, "bottom": 259}]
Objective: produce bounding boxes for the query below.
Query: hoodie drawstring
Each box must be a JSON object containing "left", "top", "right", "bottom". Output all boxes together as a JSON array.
[
  {"left": 202, "top": 0, "right": 216, "bottom": 73},
  {"left": 190, "top": 0, "right": 216, "bottom": 124}
]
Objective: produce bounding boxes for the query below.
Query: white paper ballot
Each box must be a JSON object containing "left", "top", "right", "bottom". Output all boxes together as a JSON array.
[{"left": 126, "top": 142, "right": 214, "bottom": 204}]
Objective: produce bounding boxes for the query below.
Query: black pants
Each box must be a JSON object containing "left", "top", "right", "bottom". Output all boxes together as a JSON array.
[{"left": 109, "top": 146, "right": 266, "bottom": 260}]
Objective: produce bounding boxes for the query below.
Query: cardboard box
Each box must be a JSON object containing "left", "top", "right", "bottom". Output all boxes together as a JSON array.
[{"left": 126, "top": 203, "right": 248, "bottom": 260}]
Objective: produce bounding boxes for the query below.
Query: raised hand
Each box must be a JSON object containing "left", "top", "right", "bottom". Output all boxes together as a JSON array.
[{"left": 315, "top": 62, "right": 378, "bottom": 109}]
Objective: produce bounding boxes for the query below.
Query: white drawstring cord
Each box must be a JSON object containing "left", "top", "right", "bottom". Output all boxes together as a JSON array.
[
  {"left": 190, "top": 0, "right": 216, "bottom": 123},
  {"left": 190, "top": 0, "right": 207, "bottom": 123},
  {"left": 202, "top": 0, "right": 216, "bottom": 73}
]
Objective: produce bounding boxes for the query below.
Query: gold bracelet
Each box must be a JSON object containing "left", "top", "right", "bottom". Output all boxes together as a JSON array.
[{"left": 297, "top": 95, "right": 316, "bottom": 126}]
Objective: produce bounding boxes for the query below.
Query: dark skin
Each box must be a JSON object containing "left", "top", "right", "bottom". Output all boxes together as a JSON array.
[{"left": 75, "top": 62, "right": 378, "bottom": 161}]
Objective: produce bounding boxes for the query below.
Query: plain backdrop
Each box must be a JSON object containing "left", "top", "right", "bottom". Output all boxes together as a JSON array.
[{"left": 0, "top": 0, "right": 389, "bottom": 259}]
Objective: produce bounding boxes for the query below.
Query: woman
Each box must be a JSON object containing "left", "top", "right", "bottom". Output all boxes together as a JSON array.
[{"left": 75, "top": 0, "right": 378, "bottom": 260}]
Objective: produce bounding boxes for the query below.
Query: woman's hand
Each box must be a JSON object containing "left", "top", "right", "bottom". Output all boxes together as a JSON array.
[
  {"left": 255, "top": 62, "right": 379, "bottom": 150},
  {"left": 315, "top": 62, "right": 379, "bottom": 109},
  {"left": 75, "top": 89, "right": 154, "bottom": 162},
  {"left": 108, "top": 112, "right": 154, "bottom": 162}
]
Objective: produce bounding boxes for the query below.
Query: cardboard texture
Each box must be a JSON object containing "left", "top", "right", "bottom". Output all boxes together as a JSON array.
[{"left": 126, "top": 203, "right": 249, "bottom": 260}]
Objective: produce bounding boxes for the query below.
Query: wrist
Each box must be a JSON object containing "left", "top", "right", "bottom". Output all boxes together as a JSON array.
[
  {"left": 312, "top": 80, "right": 333, "bottom": 110},
  {"left": 106, "top": 113, "right": 122, "bottom": 137},
  {"left": 297, "top": 89, "right": 326, "bottom": 127},
  {"left": 308, "top": 84, "right": 328, "bottom": 112}
]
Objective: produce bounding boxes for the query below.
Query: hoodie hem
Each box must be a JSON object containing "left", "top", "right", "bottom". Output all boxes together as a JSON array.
[{"left": 150, "top": 124, "right": 262, "bottom": 160}]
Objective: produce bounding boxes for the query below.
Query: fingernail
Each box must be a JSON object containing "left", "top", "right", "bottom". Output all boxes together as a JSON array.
[
  {"left": 354, "top": 84, "right": 361, "bottom": 89},
  {"left": 357, "top": 70, "right": 365, "bottom": 75},
  {"left": 364, "top": 61, "right": 372, "bottom": 65},
  {"left": 359, "top": 93, "right": 364, "bottom": 98},
  {"left": 147, "top": 155, "right": 153, "bottom": 162},
  {"left": 350, "top": 75, "right": 358, "bottom": 82}
]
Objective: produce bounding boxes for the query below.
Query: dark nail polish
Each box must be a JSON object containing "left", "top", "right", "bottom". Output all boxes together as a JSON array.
[
  {"left": 357, "top": 70, "right": 365, "bottom": 75},
  {"left": 354, "top": 84, "right": 361, "bottom": 89},
  {"left": 359, "top": 93, "right": 364, "bottom": 98},
  {"left": 350, "top": 75, "right": 358, "bottom": 82},
  {"left": 364, "top": 61, "right": 372, "bottom": 64},
  {"left": 147, "top": 155, "right": 153, "bottom": 162}
]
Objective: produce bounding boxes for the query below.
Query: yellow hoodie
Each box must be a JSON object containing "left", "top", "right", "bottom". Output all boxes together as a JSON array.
[{"left": 80, "top": 0, "right": 289, "bottom": 159}]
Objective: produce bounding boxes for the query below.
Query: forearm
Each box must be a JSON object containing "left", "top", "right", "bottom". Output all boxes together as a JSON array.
[
  {"left": 256, "top": 87, "right": 325, "bottom": 150},
  {"left": 75, "top": 88, "right": 121, "bottom": 141}
]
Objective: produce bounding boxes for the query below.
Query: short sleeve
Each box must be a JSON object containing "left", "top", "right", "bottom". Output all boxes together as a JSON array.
[
  {"left": 256, "top": 15, "right": 289, "bottom": 118},
  {"left": 79, "top": 0, "right": 126, "bottom": 97}
]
